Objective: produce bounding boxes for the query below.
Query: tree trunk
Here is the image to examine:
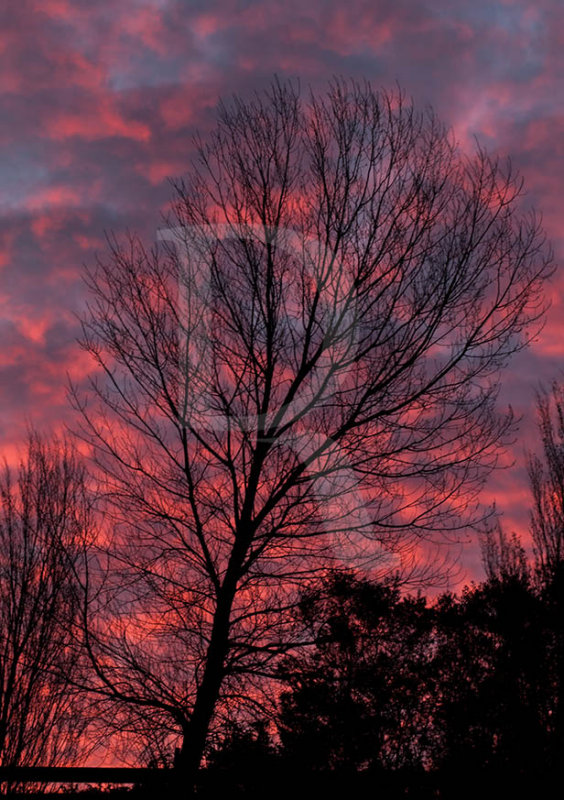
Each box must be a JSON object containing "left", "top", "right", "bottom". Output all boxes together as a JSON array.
[{"left": 175, "top": 588, "right": 236, "bottom": 797}]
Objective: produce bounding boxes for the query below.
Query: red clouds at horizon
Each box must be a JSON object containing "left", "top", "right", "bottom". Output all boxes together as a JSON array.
[{"left": 0, "top": 0, "right": 563, "bottom": 585}]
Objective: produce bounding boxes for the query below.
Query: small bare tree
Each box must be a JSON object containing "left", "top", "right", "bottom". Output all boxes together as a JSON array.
[
  {"left": 70, "top": 77, "right": 553, "bottom": 791},
  {"left": 528, "top": 383, "right": 564, "bottom": 585},
  {"left": 0, "top": 434, "right": 90, "bottom": 774},
  {"left": 480, "top": 519, "right": 529, "bottom": 584}
]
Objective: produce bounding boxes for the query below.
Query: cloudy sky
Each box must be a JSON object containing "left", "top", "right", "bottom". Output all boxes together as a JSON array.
[{"left": 1, "top": 0, "right": 562, "bottom": 582}]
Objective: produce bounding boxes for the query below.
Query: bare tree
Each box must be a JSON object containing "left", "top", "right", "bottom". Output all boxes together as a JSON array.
[
  {"left": 0, "top": 434, "right": 90, "bottom": 775},
  {"left": 69, "top": 77, "right": 553, "bottom": 791},
  {"left": 480, "top": 519, "right": 529, "bottom": 584},
  {"left": 529, "top": 383, "right": 564, "bottom": 585}
]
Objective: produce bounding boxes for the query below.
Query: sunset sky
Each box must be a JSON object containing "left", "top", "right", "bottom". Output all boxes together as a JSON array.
[{"left": 1, "top": 0, "right": 563, "bottom": 584}]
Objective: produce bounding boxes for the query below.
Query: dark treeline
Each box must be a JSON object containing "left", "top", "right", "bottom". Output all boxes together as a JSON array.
[
  {"left": 2, "top": 555, "right": 563, "bottom": 798},
  {"left": 201, "top": 549, "right": 564, "bottom": 798}
]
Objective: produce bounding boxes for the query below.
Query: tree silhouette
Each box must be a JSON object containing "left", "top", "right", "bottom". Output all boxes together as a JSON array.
[
  {"left": 529, "top": 383, "right": 564, "bottom": 584},
  {"left": 69, "top": 76, "right": 553, "bottom": 792},
  {"left": 277, "top": 572, "right": 434, "bottom": 775},
  {"left": 0, "top": 434, "right": 90, "bottom": 777},
  {"left": 432, "top": 576, "right": 548, "bottom": 792},
  {"left": 480, "top": 519, "right": 529, "bottom": 585},
  {"left": 467, "top": 381, "right": 564, "bottom": 785},
  {"left": 525, "top": 383, "right": 564, "bottom": 772},
  {"left": 277, "top": 574, "right": 399, "bottom": 773}
]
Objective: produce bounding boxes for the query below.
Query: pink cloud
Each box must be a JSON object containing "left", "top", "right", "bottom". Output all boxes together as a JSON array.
[{"left": 47, "top": 104, "right": 151, "bottom": 142}]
